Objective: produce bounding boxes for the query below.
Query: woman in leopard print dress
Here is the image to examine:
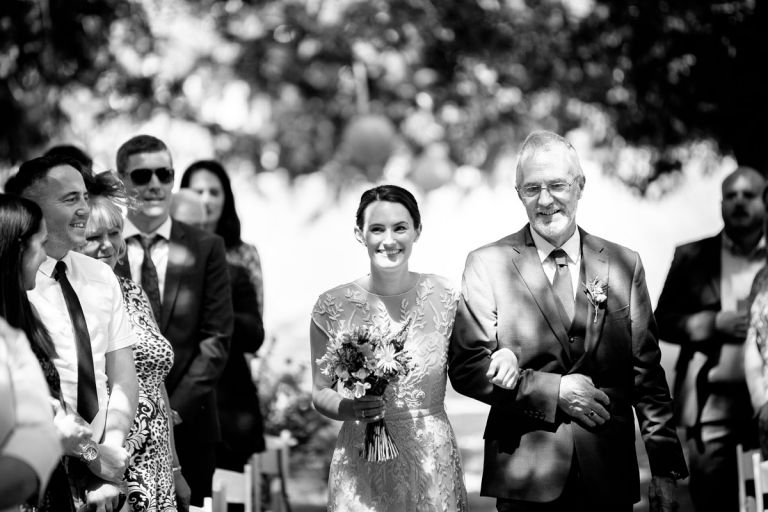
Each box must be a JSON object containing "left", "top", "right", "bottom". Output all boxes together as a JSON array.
[{"left": 78, "top": 173, "right": 186, "bottom": 512}]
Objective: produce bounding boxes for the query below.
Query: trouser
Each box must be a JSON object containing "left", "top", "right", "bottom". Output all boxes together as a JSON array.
[
  {"left": 687, "top": 420, "right": 757, "bottom": 512},
  {"left": 496, "top": 456, "right": 632, "bottom": 512},
  {"left": 174, "top": 424, "right": 217, "bottom": 507}
]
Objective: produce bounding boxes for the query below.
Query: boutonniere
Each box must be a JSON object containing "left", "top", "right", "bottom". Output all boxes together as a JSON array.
[{"left": 583, "top": 277, "right": 608, "bottom": 323}]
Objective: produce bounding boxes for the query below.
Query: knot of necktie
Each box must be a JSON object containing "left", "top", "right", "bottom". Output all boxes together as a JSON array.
[
  {"left": 550, "top": 248, "right": 568, "bottom": 268},
  {"left": 138, "top": 234, "right": 160, "bottom": 252},
  {"left": 52, "top": 260, "right": 67, "bottom": 281}
]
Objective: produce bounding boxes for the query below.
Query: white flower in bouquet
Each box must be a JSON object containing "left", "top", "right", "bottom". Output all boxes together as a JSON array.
[{"left": 316, "top": 318, "right": 413, "bottom": 461}]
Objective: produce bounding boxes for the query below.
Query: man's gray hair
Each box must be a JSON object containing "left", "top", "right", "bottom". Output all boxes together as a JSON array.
[{"left": 515, "top": 130, "right": 585, "bottom": 187}]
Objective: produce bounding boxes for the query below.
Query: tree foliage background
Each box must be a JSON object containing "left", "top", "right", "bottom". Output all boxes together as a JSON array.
[{"left": 1, "top": 0, "right": 765, "bottom": 193}]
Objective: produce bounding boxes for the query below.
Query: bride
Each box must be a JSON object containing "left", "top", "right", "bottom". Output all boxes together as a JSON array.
[{"left": 309, "top": 184, "right": 468, "bottom": 511}]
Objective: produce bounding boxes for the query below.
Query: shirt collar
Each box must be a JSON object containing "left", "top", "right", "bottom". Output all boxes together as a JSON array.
[
  {"left": 39, "top": 252, "right": 71, "bottom": 278},
  {"left": 123, "top": 216, "right": 172, "bottom": 241},
  {"left": 530, "top": 226, "right": 581, "bottom": 264},
  {"left": 722, "top": 232, "right": 766, "bottom": 259}
]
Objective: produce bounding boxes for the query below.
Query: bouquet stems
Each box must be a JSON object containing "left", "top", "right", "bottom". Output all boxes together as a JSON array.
[{"left": 364, "top": 417, "right": 399, "bottom": 462}]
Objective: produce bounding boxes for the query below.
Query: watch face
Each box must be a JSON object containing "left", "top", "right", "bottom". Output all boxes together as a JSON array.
[{"left": 81, "top": 444, "right": 98, "bottom": 463}]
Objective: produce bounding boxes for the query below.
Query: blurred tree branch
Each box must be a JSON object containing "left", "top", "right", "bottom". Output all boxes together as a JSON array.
[{"left": 1, "top": 0, "right": 764, "bottom": 193}]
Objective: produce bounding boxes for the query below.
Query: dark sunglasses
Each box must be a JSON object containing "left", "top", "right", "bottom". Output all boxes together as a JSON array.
[{"left": 129, "top": 167, "right": 174, "bottom": 185}]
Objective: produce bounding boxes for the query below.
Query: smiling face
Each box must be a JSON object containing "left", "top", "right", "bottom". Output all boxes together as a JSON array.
[
  {"left": 355, "top": 200, "right": 421, "bottom": 272},
  {"left": 517, "top": 145, "right": 583, "bottom": 247},
  {"left": 21, "top": 221, "right": 48, "bottom": 290},
  {"left": 123, "top": 150, "right": 174, "bottom": 230},
  {"left": 29, "top": 165, "right": 90, "bottom": 259},
  {"left": 81, "top": 222, "right": 123, "bottom": 270},
  {"left": 187, "top": 169, "right": 225, "bottom": 230}
]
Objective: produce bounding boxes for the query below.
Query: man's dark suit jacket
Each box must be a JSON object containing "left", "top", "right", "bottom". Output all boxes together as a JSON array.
[
  {"left": 655, "top": 232, "right": 751, "bottom": 426},
  {"left": 449, "top": 225, "right": 687, "bottom": 505},
  {"left": 116, "top": 219, "right": 233, "bottom": 440}
]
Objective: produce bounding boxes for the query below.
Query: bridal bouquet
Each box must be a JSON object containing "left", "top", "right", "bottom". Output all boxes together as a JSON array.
[{"left": 316, "top": 318, "right": 413, "bottom": 461}]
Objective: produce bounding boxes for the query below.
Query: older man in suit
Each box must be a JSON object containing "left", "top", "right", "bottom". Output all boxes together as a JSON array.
[
  {"left": 449, "top": 130, "right": 688, "bottom": 512},
  {"left": 656, "top": 167, "right": 765, "bottom": 512},
  {"left": 114, "top": 135, "right": 233, "bottom": 506}
]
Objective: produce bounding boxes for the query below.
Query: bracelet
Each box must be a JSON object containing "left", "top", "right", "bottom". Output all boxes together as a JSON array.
[{"left": 172, "top": 466, "right": 181, "bottom": 473}]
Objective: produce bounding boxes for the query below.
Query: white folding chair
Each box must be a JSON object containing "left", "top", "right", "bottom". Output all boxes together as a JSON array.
[
  {"left": 738, "top": 443, "right": 761, "bottom": 512},
  {"left": 211, "top": 462, "right": 256, "bottom": 512},
  {"left": 252, "top": 433, "right": 293, "bottom": 512}
]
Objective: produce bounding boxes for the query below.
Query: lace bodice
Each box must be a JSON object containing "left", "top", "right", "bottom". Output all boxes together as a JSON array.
[
  {"left": 312, "top": 274, "right": 468, "bottom": 512},
  {"left": 312, "top": 274, "right": 458, "bottom": 415}
]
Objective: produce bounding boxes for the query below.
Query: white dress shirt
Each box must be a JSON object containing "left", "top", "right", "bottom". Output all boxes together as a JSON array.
[
  {"left": 123, "top": 216, "right": 173, "bottom": 301},
  {"left": 27, "top": 251, "right": 135, "bottom": 440},
  {"left": 530, "top": 226, "right": 582, "bottom": 300},
  {"left": 707, "top": 234, "right": 766, "bottom": 385},
  {"left": 0, "top": 319, "right": 62, "bottom": 502}
]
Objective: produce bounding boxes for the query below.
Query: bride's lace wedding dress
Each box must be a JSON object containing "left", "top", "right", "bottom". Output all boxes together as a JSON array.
[{"left": 312, "top": 273, "right": 469, "bottom": 512}]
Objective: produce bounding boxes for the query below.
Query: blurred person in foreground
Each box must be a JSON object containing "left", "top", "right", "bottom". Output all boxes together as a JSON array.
[
  {"left": 5, "top": 153, "right": 139, "bottom": 511},
  {"left": 0, "top": 317, "right": 61, "bottom": 512},
  {"left": 744, "top": 181, "right": 768, "bottom": 460},
  {"left": 77, "top": 172, "right": 190, "bottom": 511},
  {"left": 656, "top": 166, "right": 765, "bottom": 512},
  {"left": 309, "top": 184, "right": 468, "bottom": 511},
  {"left": 172, "top": 181, "right": 267, "bottom": 469},
  {"left": 450, "top": 130, "right": 688, "bottom": 512},
  {"left": 0, "top": 194, "right": 74, "bottom": 511},
  {"left": 114, "top": 136, "right": 233, "bottom": 505}
]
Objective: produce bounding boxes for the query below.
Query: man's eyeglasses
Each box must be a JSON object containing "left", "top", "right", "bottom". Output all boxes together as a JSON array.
[
  {"left": 517, "top": 178, "right": 579, "bottom": 198},
  {"left": 129, "top": 167, "right": 174, "bottom": 185}
]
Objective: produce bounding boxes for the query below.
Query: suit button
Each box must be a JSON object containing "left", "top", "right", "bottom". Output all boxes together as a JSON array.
[{"left": 569, "top": 336, "right": 583, "bottom": 344}]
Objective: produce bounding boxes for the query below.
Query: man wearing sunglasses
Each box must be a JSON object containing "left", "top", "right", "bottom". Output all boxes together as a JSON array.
[{"left": 115, "top": 135, "right": 233, "bottom": 507}]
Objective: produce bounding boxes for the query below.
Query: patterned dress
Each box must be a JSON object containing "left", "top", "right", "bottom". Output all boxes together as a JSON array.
[
  {"left": 312, "top": 274, "right": 468, "bottom": 512},
  {"left": 119, "top": 277, "right": 176, "bottom": 512}
]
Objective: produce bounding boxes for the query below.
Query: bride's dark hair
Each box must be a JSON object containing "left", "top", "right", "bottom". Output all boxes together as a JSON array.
[{"left": 356, "top": 185, "right": 421, "bottom": 230}]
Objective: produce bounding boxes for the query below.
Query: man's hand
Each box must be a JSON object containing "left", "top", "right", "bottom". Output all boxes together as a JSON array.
[
  {"left": 715, "top": 310, "right": 749, "bottom": 339},
  {"left": 649, "top": 475, "right": 678, "bottom": 512},
  {"left": 557, "top": 373, "right": 610, "bottom": 427},
  {"left": 174, "top": 471, "right": 191, "bottom": 512},
  {"left": 84, "top": 481, "right": 123, "bottom": 512},
  {"left": 486, "top": 348, "right": 520, "bottom": 390},
  {"left": 53, "top": 409, "right": 93, "bottom": 457},
  {"left": 87, "top": 444, "right": 129, "bottom": 484}
]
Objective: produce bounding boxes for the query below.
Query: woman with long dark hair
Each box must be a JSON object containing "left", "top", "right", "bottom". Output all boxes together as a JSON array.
[
  {"left": 0, "top": 193, "right": 92, "bottom": 512},
  {"left": 180, "top": 160, "right": 266, "bottom": 468}
]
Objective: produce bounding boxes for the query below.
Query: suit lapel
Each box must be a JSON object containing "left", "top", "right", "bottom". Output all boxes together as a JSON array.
[
  {"left": 571, "top": 230, "right": 609, "bottom": 373},
  {"left": 510, "top": 226, "right": 572, "bottom": 360},
  {"left": 161, "top": 221, "right": 189, "bottom": 332}
]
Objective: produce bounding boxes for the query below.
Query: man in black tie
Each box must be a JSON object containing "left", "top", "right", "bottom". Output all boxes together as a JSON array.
[
  {"left": 114, "top": 135, "right": 233, "bottom": 505},
  {"left": 5, "top": 154, "right": 139, "bottom": 510}
]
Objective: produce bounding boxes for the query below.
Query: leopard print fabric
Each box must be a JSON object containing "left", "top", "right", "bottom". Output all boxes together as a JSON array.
[{"left": 119, "top": 277, "right": 177, "bottom": 512}]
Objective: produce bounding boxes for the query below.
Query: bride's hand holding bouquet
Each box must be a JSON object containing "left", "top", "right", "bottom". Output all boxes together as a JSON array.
[{"left": 316, "top": 319, "right": 413, "bottom": 461}]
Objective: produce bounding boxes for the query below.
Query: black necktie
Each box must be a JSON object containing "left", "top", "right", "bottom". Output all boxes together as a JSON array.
[
  {"left": 138, "top": 235, "right": 162, "bottom": 322},
  {"left": 550, "top": 249, "right": 575, "bottom": 324},
  {"left": 53, "top": 261, "right": 98, "bottom": 423}
]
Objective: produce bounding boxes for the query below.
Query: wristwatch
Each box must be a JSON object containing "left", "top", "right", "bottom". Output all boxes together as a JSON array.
[{"left": 79, "top": 441, "right": 98, "bottom": 463}]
